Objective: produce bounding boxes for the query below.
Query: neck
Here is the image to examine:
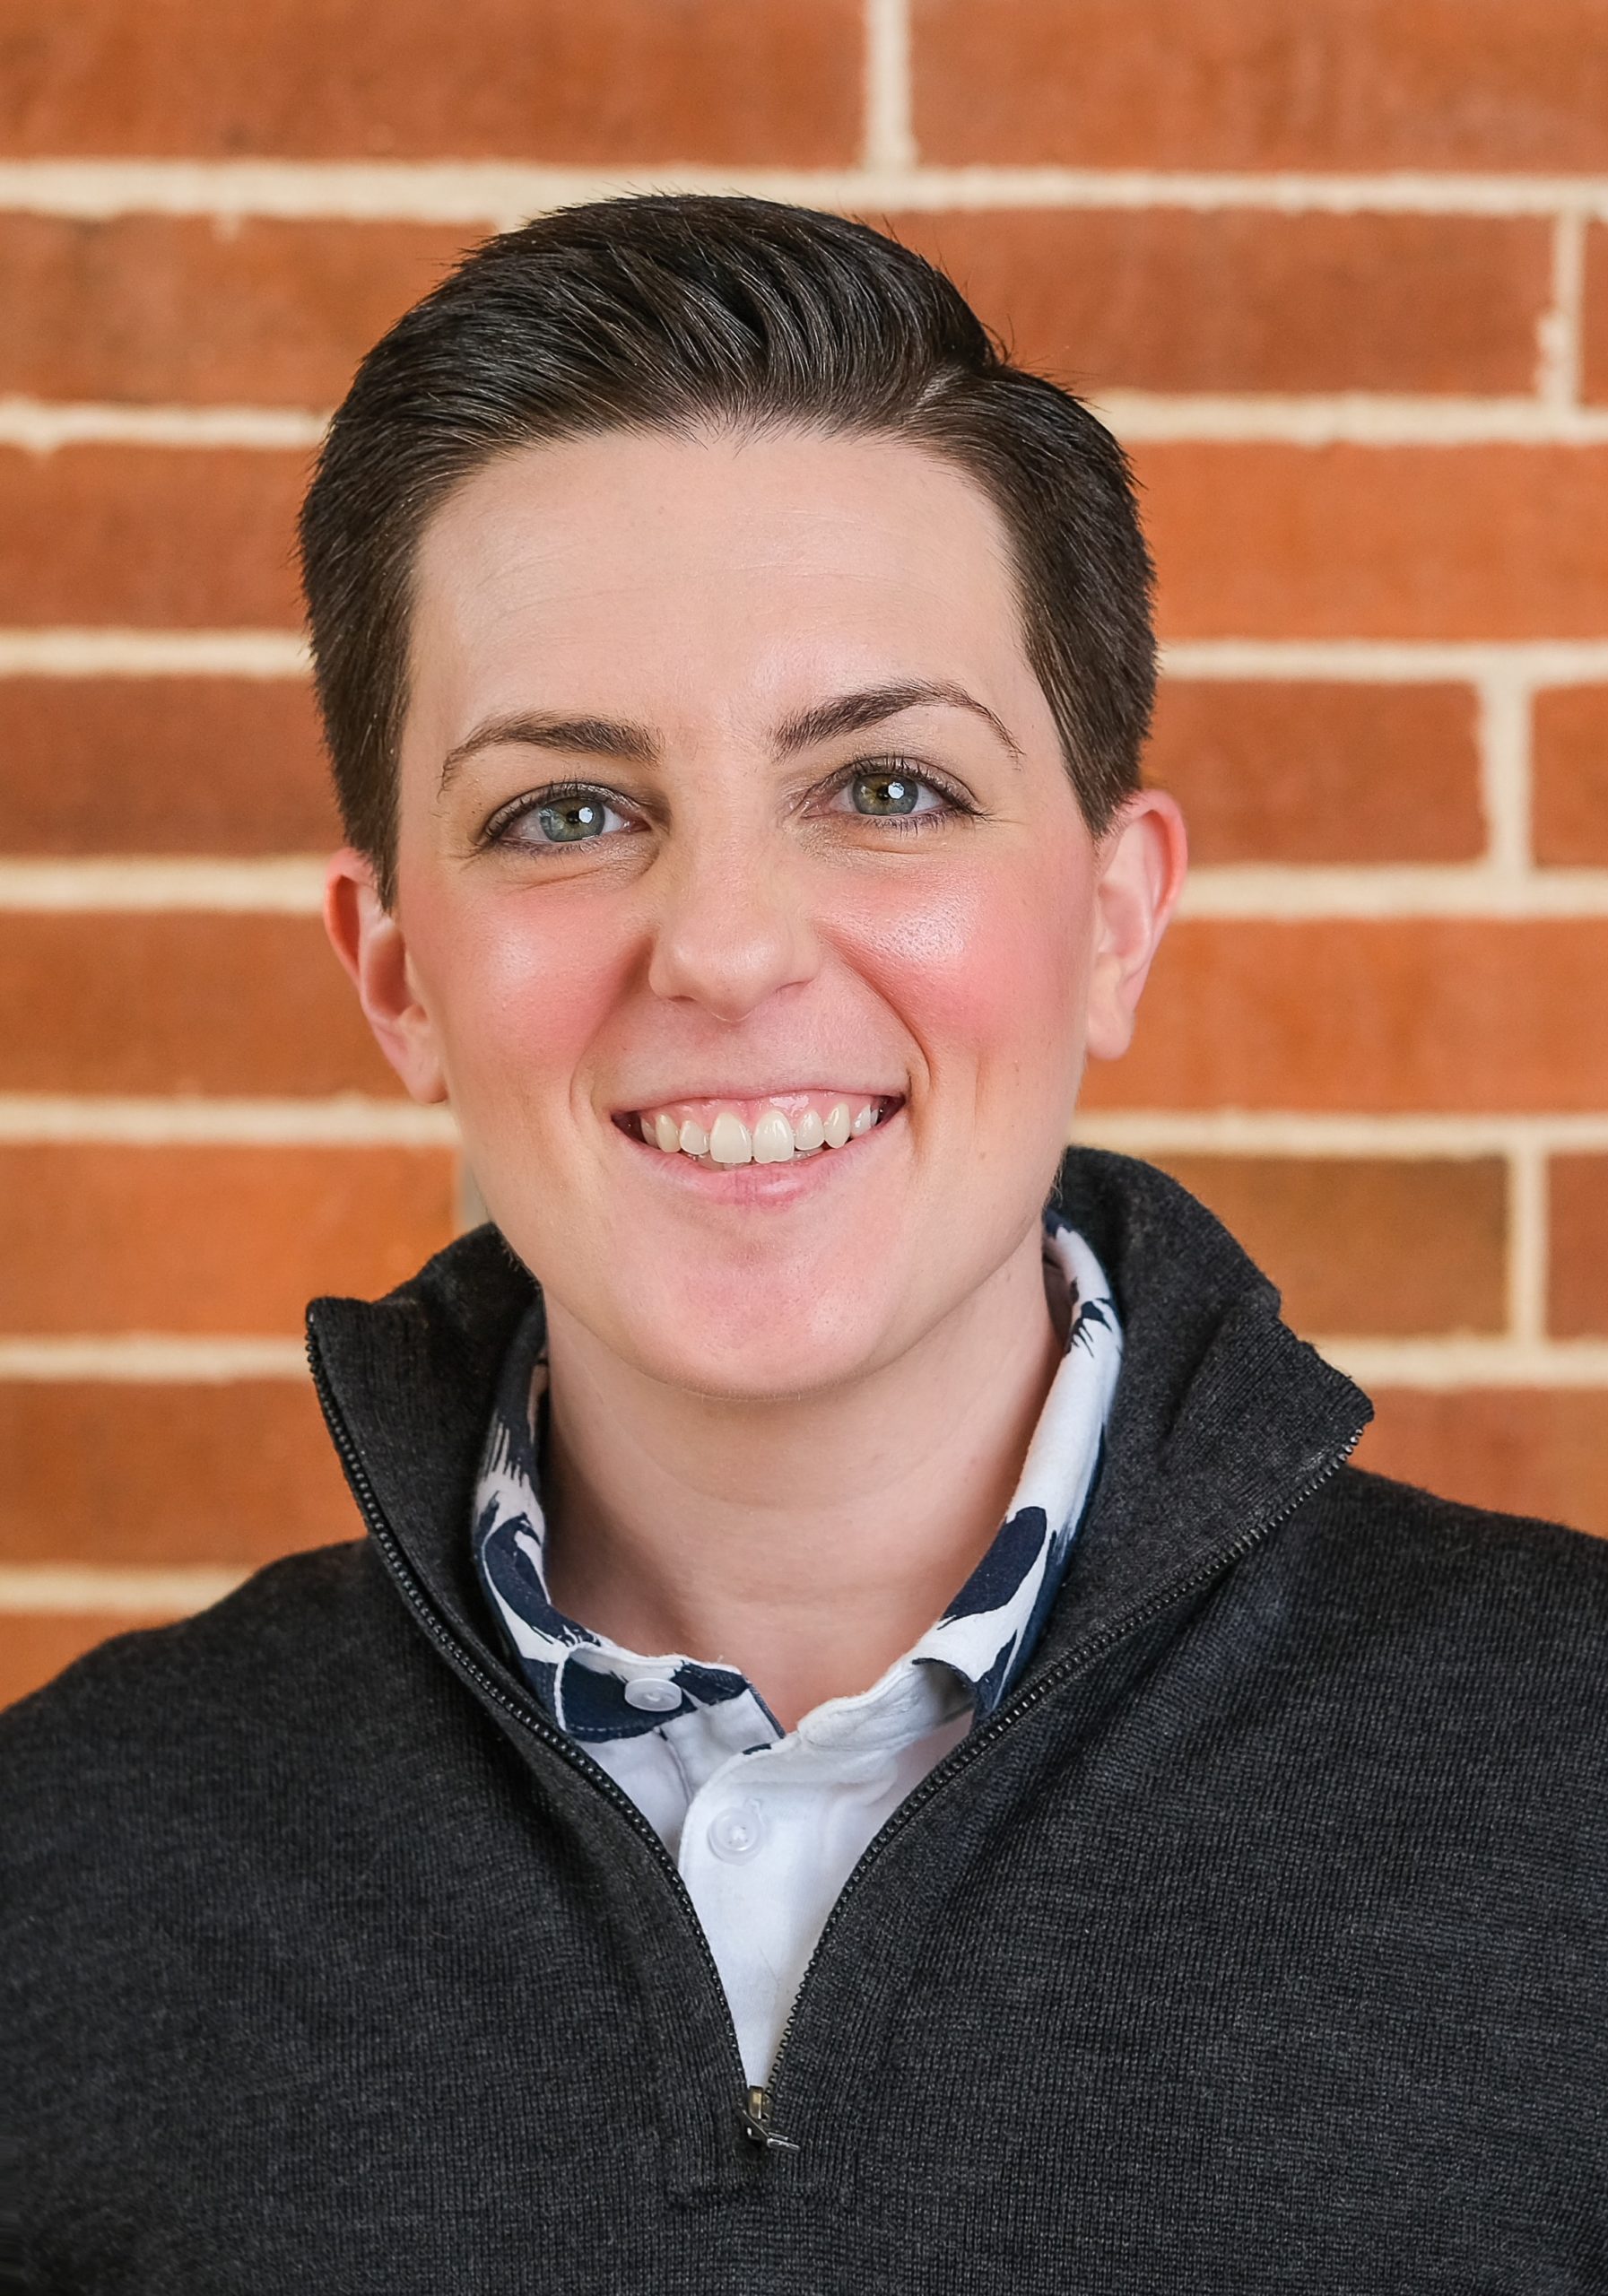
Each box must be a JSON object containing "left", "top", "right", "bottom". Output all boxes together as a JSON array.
[{"left": 539, "top": 1222, "right": 1067, "bottom": 1732}]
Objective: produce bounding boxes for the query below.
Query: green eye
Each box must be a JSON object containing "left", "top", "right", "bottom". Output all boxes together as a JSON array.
[
  {"left": 849, "top": 771, "right": 923, "bottom": 817},
  {"left": 539, "top": 804, "right": 615, "bottom": 849}
]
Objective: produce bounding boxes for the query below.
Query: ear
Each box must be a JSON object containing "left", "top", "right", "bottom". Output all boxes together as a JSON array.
[
  {"left": 322, "top": 848, "right": 449, "bottom": 1105},
  {"left": 1083, "top": 790, "right": 1189, "bottom": 1064}
]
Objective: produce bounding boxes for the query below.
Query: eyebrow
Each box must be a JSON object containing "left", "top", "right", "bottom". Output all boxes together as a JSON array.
[{"left": 437, "top": 677, "right": 1023, "bottom": 792}]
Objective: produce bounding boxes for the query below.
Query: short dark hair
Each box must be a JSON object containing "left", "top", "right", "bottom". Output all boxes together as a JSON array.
[{"left": 299, "top": 192, "right": 1157, "bottom": 909}]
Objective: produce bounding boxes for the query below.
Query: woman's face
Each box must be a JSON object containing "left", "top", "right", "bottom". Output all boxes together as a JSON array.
[{"left": 331, "top": 425, "right": 1182, "bottom": 1399}]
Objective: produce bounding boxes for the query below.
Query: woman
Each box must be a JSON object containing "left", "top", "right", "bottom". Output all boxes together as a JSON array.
[{"left": 5, "top": 193, "right": 1604, "bottom": 2291}]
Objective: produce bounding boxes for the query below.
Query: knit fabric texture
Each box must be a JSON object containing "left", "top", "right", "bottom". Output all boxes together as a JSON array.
[{"left": 4, "top": 1148, "right": 1606, "bottom": 2293}]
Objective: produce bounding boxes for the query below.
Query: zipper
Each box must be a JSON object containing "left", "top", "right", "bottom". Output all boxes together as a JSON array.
[
  {"left": 304, "top": 1328, "right": 755, "bottom": 2126},
  {"left": 310, "top": 1316, "right": 1364, "bottom": 2163},
  {"left": 754, "top": 1415, "right": 1370, "bottom": 2141}
]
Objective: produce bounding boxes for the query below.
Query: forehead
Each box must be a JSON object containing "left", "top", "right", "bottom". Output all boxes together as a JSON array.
[{"left": 404, "top": 425, "right": 1047, "bottom": 742}]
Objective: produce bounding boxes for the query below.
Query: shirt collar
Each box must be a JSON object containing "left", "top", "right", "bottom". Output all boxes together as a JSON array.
[{"left": 473, "top": 1205, "right": 1122, "bottom": 1743}]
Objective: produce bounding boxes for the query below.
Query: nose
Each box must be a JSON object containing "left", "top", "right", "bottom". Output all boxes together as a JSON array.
[{"left": 645, "top": 825, "right": 820, "bottom": 1022}]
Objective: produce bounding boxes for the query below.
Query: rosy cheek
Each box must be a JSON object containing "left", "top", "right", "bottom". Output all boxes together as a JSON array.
[
  {"left": 843, "top": 848, "right": 1089, "bottom": 1063},
  {"left": 413, "top": 882, "right": 626, "bottom": 1113}
]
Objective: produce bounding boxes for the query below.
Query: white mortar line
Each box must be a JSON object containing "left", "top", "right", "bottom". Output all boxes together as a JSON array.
[
  {"left": 863, "top": 0, "right": 916, "bottom": 171},
  {"left": 2, "top": 632, "right": 1604, "bottom": 685},
  {"left": 1473, "top": 674, "right": 1533, "bottom": 873},
  {"left": 0, "top": 1564, "right": 250, "bottom": 1613},
  {"left": 0, "top": 630, "right": 309, "bottom": 676},
  {"left": 3, "top": 160, "right": 1608, "bottom": 222},
  {"left": 0, "top": 397, "right": 326, "bottom": 452},
  {"left": 1508, "top": 1138, "right": 1550, "bottom": 1346},
  {"left": 1093, "top": 391, "right": 1608, "bottom": 445},
  {"left": 2, "top": 856, "right": 1604, "bottom": 917},
  {"left": 1073, "top": 1110, "right": 1608, "bottom": 1156},
  {"left": 0, "top": 858, "right": 326, "bottom": 910},
  {"left": 1174, "top": 866, "right": 1608, "bottom": 917},
  {"left": 1318, "top": 1337, "right": 1608, "bottom": 1387},
  {"left": 13, "top": 390, "right": 1608, "bottom": 452},
  {"left": 0, "top": 1102, "right": 1601, "bottom": 1156},
  {"left": 2, "top": 857, "right": 1604, "bottom": 917},
  {"left": 1537, "top": 211, "right": 1588, "bottom": 408},
  {"left": 0, "top": 1337, "right": 309, "bottom": 1379},
  {"left": 1161, "top": 639, "right": 1608, "bottom": 683},
  {"left": 0, "top": 1095, "right": 458, "bottom": 1144}
]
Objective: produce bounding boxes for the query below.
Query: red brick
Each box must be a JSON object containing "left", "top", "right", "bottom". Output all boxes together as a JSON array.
[
  {"left": 1581, "top": 223, "right": 1608, "bottom": 406},
  {"left": 0, "top": 447, "right": 304, "bottom": 628},
  {"left": 0, "top": 0, "right": 861, "bottom": 164},
  {"left": 1147, "top": 682, "right": 1483, "bottom": 864},
  {"left": 883, "top": 208, "right": 1551, "bottom": 397},
  {"left": 0, "top": 1608, "right": 187, "bottom": 1711},
  {"left": 0, "top": 1143, "right": 456, "bottom": 1335},
  {"left": 1532, "top": 686, "right": 1608, "bottom": 866},
  {"left": 1149, "top": 1155, "right": 1506, "bottom": 1336},
  {"left": 0, "top": 678, "right": 337, "bottom": 855},
  {"left": 1134, "top": 443, "right": 1608, "bottom": 642},
  {"left": 913, "top": 0, "right": 1608, "bottom": 172},
  {"left": 0, "top": 1380, "right": 356, "bottom": 1567},
  {"left": 1356, "top": 1389, "right": 1608, "bottom": 1538},
  {"left": 0, "top": 214, "right": 472, "bottom": 407},
  {"left": 0, "top": 914, "right": 395, "bottom": 1096},
  {"left": 1082, "top": 919, "right": 1608, "bottom": 1113},
  {"left": 1549, "top": 1156, "right": 1608, "bottom": 1338}
]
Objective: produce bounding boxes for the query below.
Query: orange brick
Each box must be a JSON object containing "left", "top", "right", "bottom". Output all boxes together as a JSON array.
[
  {"left": 0, "top": 214, "right": 473, "bottom": 408},
  {"left": 0, "top": 678, "right": 337, "bottom": 855},
  {"left": 913, "top": 0, "right": 1608, "bottom": 172},
  {"left": 1083, "top": 919, "right": 1608, "bottom": 1113},
  {"left": 0, "top": 446, "right": 304, "bottom": 628},
  {"left": 14, "top": 440, "right": 1608, "bottom": 648},
  {"left": 1582, "top": 223, "right": 1608, "bottom": 406},
  {"left": 1549, "top": 1156, "right": 1608, "bottom": 1339},
  {"left": 0, "top": 1608, "right": 187, "bottom": 1712},
  {"left": 0, "top": 0, "right": 861, "bottom": 163},
  {"left": 1134, "top": 443, "right": 1608, "bottom": 642},
  {"left": 0, "top": 1380, "right": 357, "bottom": 1567},
  {"left": 1356, "top": 1389, "right": 1608, "bottom": 1539},
  {"left": 1148, "top": 1155, "right": 1506, "bottom": 1336},
  {"left": 882, "top": 208, "right": 1551, "bottom": 397},
  {"left": 1146, "top": 682, "right": 1483, "bottom": 864},
  {"left": 0, "top": 1144, "right": 456, "bottom": 1335},
  {"left": 0, "top": 914, "right": 395, "bottom": 1096},
  {"left": 1532, "top": 686, "right": 1608, "bottom": 866}
]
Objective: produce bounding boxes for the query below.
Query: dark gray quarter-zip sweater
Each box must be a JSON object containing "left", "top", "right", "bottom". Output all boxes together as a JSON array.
[{"left": 4, "top": 1149, "right": 1607, "bottom": 2293}]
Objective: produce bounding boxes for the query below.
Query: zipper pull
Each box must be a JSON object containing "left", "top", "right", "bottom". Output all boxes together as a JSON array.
[{"left": 741, "top": 2086, "right": 800, "bottom": 2152}]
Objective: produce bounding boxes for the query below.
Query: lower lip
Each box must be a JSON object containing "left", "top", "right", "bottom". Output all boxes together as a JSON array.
[{"left": 609, "top": 1102, "right": 905, "bottom": 1206}]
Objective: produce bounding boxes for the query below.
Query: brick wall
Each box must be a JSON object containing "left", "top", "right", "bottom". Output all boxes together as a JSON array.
[{"left": 4, "top": 0, "right": 1607, "bottom": 1702}]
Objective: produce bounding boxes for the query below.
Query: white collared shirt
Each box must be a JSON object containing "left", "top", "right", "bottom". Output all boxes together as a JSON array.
[{"left": 473, "top": 1206, "right": 1122, "bottom": 2084}]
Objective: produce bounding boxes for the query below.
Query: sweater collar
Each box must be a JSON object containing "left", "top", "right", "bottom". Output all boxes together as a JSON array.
[
  {"left": 305, "top": 1149, "right": 1373, "bottom": 1732},
  {"left": 468, "top": 1209, "right": 1122, "bottom": 1741}
]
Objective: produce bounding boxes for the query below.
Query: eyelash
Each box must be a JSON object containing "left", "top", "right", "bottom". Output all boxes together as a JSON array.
[{"left": 478, "top": 761, "right": 977, "bottom": 852}]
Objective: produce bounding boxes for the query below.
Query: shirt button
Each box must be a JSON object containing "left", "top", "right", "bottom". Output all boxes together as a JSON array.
[
  {"left": 707, "top": 1799, "right": 769, "bottom": 1862},
  {"left": 622, "top": 1676, "right": 682, "bottom": 1713}
]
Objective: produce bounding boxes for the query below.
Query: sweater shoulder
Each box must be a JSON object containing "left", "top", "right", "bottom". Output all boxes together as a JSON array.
[
  {"left": 0, "top": 1539, "right": 382, "bottom": 1780},
  {"left": 1320, "top": 1461, "right": 1608, "bottom": 1587},
  {"left": 1290, "top": 1460, "right": 1608, "bottom": 1686}
]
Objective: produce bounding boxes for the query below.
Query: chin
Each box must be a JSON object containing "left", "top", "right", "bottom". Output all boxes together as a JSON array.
[{"left": 617, "top": 1293, "right": 893, "bottom": 1405}]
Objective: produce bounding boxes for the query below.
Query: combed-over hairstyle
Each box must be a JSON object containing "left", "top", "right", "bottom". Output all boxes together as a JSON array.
[{"left": 298, "top": 192, "right": 1157, "bottom": 909}]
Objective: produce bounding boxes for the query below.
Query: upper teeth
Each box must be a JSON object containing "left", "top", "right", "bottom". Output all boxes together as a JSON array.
[{"left": 635, "top": 1097, "right": 888, "bottom": 1166}]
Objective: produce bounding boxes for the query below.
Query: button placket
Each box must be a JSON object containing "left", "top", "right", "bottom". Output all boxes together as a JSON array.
[
  {"left": 706, "top": 1797, "right": 769, "bottom": 1863},
  {"left": 621, "top": 1675, "right": 682, "bottom": 1713}
]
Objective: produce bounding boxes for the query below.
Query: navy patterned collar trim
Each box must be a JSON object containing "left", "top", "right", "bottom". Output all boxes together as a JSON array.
[{"left": 472, "top": 1205, "right": 1123, "bottom": 1743}]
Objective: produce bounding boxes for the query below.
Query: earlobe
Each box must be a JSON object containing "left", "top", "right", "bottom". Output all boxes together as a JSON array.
[
  {"left": 1083, "top": 791, "right": 1189, "bottom": 1065},
  {"left": 322, "top": 848, "right": 449, "bottom": 1105}
]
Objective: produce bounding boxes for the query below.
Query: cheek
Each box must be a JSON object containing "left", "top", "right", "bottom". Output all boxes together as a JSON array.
[
  {"left": 406, "top": 879, "right": 630, "bottom": 1120},
  {"left": 850, "top": 844, "right": 1092, "bottom": 1087}
]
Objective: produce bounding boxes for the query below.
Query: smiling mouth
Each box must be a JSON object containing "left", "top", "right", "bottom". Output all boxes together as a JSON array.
[{"left": 613, "top": 1092, "right": 905, "bottom": 1170}]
